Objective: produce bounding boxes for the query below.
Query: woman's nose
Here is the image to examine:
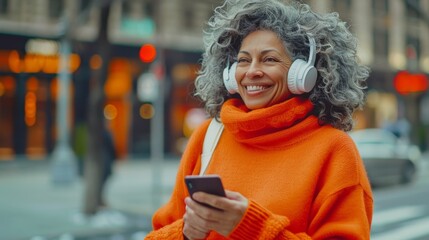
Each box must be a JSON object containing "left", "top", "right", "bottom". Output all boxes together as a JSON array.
[{"left": 246, "top": 62, "right": 264, "bottom": 78}]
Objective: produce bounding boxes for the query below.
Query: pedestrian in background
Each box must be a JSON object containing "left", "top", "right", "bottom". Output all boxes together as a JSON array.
[
  {"left": 98, "top": 124, "right": 116, "bottom": 209},
  {"left": 146, "top": 0, "right": 373, "bottom": 239}
]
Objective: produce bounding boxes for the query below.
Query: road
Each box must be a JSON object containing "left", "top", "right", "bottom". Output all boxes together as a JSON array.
[{"left": 371, "top": 160, "right": 429, "bottom": 240}]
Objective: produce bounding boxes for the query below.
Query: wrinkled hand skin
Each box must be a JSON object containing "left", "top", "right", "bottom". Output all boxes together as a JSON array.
[{"left": 183, "top": 190, "right": 249, "bottom": 240}]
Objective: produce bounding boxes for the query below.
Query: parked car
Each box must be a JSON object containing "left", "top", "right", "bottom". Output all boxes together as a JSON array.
[{"left": 349, "top": 128, "right": 422, "bottom": 187}]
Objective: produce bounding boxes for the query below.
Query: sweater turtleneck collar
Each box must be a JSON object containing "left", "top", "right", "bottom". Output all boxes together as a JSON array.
[{"left": 220, "top": 97, "right": 320, "bottom": 147}]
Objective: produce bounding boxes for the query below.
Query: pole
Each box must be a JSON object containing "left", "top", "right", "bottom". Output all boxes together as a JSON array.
[
  {"left": 151, "top": 61, "right": 165, "bottom": 210},
  {"left": 50, "top": 27, "right": 78, "bottom": 185},
  {"left": 150, "top": 0, "right": 165, "bottom": 211}
]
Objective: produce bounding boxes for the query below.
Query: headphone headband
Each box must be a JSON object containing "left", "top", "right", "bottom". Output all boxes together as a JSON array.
[{"left": 307, "top": 35, "right": 316, "bottom": 66}]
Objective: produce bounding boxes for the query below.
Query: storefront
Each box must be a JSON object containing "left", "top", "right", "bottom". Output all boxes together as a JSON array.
[
  {"left": 0, "top": 33, "right": 206, "bottom": 161},
  {"left": 0, "top": 34, "right": 74, "bottom": 160}
]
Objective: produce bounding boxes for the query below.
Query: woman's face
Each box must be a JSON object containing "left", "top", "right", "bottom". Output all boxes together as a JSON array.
[{"left": 235, "top": 30, "right": 293, "bottom": 110}]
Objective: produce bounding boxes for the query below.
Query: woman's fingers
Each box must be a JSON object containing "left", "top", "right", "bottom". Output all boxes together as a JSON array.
[
  {"left": 186, "top": 191, "right": 249, "bottom": 237},
  {"left": 183, "top": 205, "right": 210, "bottom": 239},
  {"left": 184, "top": 203, "right": 214, "bottom": 231},
  {"left": 185, "top": 197, "right": 224, "bottom": 223}
]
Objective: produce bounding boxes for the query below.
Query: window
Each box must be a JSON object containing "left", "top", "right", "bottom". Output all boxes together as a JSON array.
[
  {"left": 406, "top": 0, "right": 421, "bottom": 63},
  {"left": 405, "top": 0, "right": 421, "bottom": 39},
  {"left": 79, "top": 0, "right": 91, "bottom": 22},
  {"left": 406, "top": 36, "right": 420, "bottom": 65},
  {"left": 372, "top": 0, "right": 389, "bottom": 63},
  {"left": 332, "top": 0, "right": 352, "bottom": 24},
  {"left": 123, "top": 0, "right": 154, "bottom": 19},
  {"left": 49, "top": 0, "right": 63, "bottom": 20},
  {"left": 183, "top": 6, "right": 195, "bottom": 30},
  {"left": 0, "top": 0, "right": 7, "bottom": 15},
  {"left": 372, "top": 31, "right": 388, "bottom": 60}
]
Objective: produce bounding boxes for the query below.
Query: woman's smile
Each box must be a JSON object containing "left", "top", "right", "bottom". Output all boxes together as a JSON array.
[{"left": 246, "top": 85, "right": 271, "bottom": 94}]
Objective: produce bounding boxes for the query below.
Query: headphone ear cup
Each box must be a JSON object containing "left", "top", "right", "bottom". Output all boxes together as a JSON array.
[
  {"left": 223, "top": 62, "right": 238, "bottom": 94},
  {"left": 287, "top": 60, "right": 305, "bottom": 94},
  {"left": 287, "top": 59, "right": 317, "bottom": 94},
  {"left": 223, "top": 65, "right": 230, "bottom": 84},
  {"left": 301, "top": 65, "right": 317, "bottom": 93}
]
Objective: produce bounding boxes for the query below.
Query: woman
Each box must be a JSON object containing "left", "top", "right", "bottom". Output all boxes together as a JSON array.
[{"left": 145, "top": 0, "right": 373, "bottom": 239}]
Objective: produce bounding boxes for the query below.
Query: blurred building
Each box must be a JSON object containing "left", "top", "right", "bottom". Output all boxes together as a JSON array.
[
  {"left": 309, "top": 0, "right": 429, "bottom": 151},
  {"left": 0, "top": 0, "right": 428, "bottom": 162},
  {"left": 0, "top": 0, "right": 219, "bottom": 160}
]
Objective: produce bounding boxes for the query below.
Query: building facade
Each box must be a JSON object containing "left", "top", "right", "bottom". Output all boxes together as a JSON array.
[{"left": 0, "top": 0, "right": 428, "bottom": 161}]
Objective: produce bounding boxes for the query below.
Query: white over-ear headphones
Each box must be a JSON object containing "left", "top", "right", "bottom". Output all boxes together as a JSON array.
[
  {"left": 223, "top": 60, "right": 238, "bottom": 94},
  {"left": 223, "top": 35, "right": 317, "bottom": 95}
]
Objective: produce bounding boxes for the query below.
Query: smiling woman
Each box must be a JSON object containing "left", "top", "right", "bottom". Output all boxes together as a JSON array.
[{"left": 145, "top": 0, "right": 373, "bottom": 239}]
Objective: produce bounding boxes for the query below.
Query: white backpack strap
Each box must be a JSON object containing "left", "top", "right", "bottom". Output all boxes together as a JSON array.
[{"left": 200, "top": 119, "right": 224, "bottom": 175}]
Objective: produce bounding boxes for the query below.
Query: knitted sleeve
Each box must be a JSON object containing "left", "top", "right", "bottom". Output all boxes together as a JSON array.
[
  {"left": 144, "top": 219, "right": 185, "bottom": 240},
  {"left": 227, "top": 200, "right": 311, "bottom": 240}
]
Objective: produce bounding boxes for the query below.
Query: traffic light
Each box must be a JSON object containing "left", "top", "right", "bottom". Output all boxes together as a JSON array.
[{"left": 139, "top": 44, "right": 156, "bottom": 63}]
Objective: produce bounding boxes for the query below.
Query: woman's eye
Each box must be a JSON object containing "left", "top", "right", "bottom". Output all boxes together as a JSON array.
[
  {"left": 264, "top": 57, "right": 277, "bottom": 62},
  {"left": 237, "top": 58, "right": 249, "bottom": 63}
]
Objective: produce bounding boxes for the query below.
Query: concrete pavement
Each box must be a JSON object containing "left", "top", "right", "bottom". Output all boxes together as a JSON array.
[{"left": 0, "top": 158, "right": 180, "bottom": 240}]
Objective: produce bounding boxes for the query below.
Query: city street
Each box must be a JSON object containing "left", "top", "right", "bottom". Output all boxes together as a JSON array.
[
  {"left": 0, "top": 154, "right": 428, "bottom": 240},
  {"left": 371, "top": 157, "right": 429, "bottom": 240},
  {"left": 371, "top": 182, "right": 429, "bottom": 240},
  {"left": 0, "top": 158, "right": 180, "bottom": 240}
]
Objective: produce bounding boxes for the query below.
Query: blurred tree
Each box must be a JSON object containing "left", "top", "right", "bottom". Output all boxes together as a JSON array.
[{"left": 83, "top": 0, "right": 113, "bottom": 215}]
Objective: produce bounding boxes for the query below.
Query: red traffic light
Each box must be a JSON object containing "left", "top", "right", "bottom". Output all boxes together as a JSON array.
[
  {"left": 139, "top": 44, "right": 156, "bottom": 63},
  {"left": 394, "top": 70, "right": 428, "bottom": 95}
]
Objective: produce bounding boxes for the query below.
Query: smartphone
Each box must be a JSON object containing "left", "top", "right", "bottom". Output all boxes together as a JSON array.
[{"left": 185, "top": 175, "right": 226, "bottom": 209}]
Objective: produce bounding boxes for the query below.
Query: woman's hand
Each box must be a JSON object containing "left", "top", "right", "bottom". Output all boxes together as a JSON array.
[{"left": 183, "top": 190, "right": 248, "bottom": 238}]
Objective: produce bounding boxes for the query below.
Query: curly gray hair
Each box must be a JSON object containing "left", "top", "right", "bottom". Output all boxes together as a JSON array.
[{"left": 194, "top": 0, "right": 369, "bottom": 131}]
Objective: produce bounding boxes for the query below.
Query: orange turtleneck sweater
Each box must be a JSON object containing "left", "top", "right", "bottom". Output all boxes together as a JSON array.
[{"left": 145, "top": 97, "right": 373, "bottom": 240}]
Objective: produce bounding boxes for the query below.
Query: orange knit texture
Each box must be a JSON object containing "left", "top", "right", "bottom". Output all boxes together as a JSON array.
[{"left": 145, "top": 97, "right": 373, "bottom": 240}]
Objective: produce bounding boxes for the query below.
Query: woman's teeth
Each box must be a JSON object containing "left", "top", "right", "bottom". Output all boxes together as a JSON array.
[{"left": 247, "top": 86, "right": 266, "bottom": 91}]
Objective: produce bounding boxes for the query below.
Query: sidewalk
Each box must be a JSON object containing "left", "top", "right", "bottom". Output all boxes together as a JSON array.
[
  {"left": 2, "top": 152, "right": 428, "bottom": 240},
  {"left": 0, "top": 158, "right": 180, "bottom": 240}
]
